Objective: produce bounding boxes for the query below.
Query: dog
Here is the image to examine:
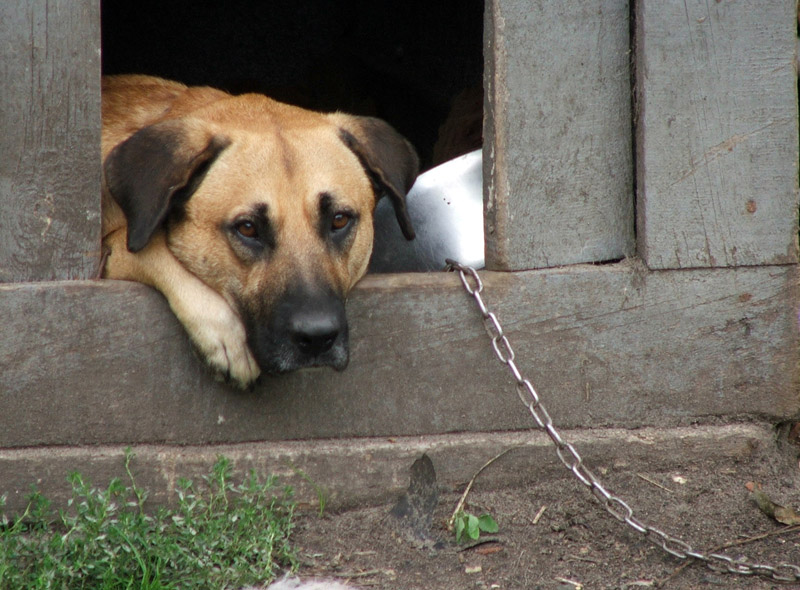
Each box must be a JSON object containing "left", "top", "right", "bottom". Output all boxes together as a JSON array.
[{"left": 101, "top": 75, "right": 418, "bottom": 387}]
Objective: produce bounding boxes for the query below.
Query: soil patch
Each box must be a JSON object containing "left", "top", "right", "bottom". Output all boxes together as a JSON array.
[{"left": 289, "top": 431, "right": 800, "bottom": 589}]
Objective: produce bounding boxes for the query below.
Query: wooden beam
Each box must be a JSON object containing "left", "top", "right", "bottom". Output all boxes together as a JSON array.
[
  {"left": 0, "top": 424, "right": 774, "bottom": 514},
  {"left": 1, "top": 264, "right": 796, "bottom": 447},
  {"left": 0, "top": 1, "right": 101, "bottom": 282},
  {"left": 484, "top": 0, "right": 634, "bottom": 270},
  {"left": 634, "top": 0, "right": 799, "bottom": 269}
]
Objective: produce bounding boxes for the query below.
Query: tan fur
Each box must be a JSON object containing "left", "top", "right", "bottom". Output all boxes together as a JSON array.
[{"left": 101, "top": 75, "right": 417, "bottom": 387}]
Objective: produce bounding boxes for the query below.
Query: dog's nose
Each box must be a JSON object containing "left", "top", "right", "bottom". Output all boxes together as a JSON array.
[
  {"left": 289, "top": 312, "right": 341, "bottom": 356},
  {"left": 255, "top": 286, "right": 350, "bottom": 373}
]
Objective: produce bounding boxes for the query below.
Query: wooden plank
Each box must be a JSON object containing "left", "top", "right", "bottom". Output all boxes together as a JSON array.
[
  {"left": 0, "top": 424, "right": 773, "bottom": 514},
  {"left": 0, "top": 1, "right": 101, "bottom": 282},
  {"left": 484, "top": 0, "right": 634, "bottom": 270},
  {"left": 634, "top": 0, "right": 799, "bottom": 269},
  {"left": 0, "top": 265, "right": 796, "bottom": 447}
]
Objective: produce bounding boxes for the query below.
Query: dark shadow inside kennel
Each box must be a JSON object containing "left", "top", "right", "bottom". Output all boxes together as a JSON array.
[{"left": 101, "top": 0, "right": 484, "bottom": 171}]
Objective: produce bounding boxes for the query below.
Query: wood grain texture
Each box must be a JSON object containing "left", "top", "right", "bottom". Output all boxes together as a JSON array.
[
  {"left": 0, "top": 1, "right": 102, "bottom": 282},
  {"left": 484, "top": 0, "right": 634, "bottom": 270},
  {"left": 635, "top": 0, "right": 799, "bottom": 269},
  {"left": 1, "top": 265, "right": 796, "bottom": 447}
]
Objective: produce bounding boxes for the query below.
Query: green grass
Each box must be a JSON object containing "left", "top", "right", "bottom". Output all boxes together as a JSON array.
[{"left": 0, "top": 450, "right": 296, "bottom": 590}]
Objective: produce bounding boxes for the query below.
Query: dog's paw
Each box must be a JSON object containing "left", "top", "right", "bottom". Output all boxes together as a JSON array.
[
  {"left": 198, "top": 318, "right": 261, "bottom": 389},
  {"left": 179, "top": 296, "right": 261, "bottom": 389}
]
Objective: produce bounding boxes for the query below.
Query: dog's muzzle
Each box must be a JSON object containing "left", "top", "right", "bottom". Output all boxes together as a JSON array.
[{"left": 243, "top": 286, "right": 349, "bottom": 375}]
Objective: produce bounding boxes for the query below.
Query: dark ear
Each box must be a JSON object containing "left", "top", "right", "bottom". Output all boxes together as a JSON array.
[
  {"left": 103, "top": 119, "right": 230, "bottom": 252},
  {"left": 331, "top": 114, "right": 419, "bottom": 240}
]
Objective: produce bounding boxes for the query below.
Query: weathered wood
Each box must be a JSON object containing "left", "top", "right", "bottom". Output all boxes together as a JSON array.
[
  {"left": 0, "top": 424, "right": 774, "bottom": 515},
  {"left": 0, "top": 265, "right": 796, "bottom": 447},
  {"left": 0, "top": 1, "right": 101, "bottom": 282},
  {"left": 484, "top": 0, "right": 634, "bottom": 270},
  {"left": 634, "top": 0, "right": 799, "bottom": 269}
]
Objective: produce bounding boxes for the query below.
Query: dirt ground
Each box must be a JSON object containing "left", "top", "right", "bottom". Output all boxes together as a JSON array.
[{"left": 287, "top": 427, "right": 800, "bottom": 590}]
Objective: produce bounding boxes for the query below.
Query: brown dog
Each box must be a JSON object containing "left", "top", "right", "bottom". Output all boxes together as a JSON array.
[{"left": 101, "top": 75, "right": 418, "bottom": 387}]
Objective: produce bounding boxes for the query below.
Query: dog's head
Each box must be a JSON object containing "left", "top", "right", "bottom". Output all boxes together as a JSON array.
[{"left": 104, "top": 95, "right": 418, "bottom": 374}]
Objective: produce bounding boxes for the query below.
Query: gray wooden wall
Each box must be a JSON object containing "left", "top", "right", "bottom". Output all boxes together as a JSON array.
[
  {"left": 485, "top": 0, "right": 634, "bottom": 270},
  {"left": 0, "top": 0, "right": 797, "bottom": 512},
  {"left": 0, "top": 1, "right": 101, "bottom": 282},
  {"left": 635, "top": 0, "right": 798, "bottom": 269},
  {"left": 484, "top": 0, "right": 798, "bottom": 271}
]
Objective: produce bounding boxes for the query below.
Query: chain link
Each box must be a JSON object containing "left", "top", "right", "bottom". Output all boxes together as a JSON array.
[{"left": 445, "top": 259, "right": 800, "bottom": 584}]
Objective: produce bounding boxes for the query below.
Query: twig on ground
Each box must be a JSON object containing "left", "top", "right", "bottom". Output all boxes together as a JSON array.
[
  {"left": 567, "top": 554, "right": 599, "bottom": 564},
  {"left": 458, "top": 537, "right": 503, "bottom": 553},
  {"left": 716, "top": 523, "right": 800, "bottom": 550},
  {"left": 636, "top": 473, "right": 674, "bottom": 494},
  {"left": 447, "top": 446, "right": 521, "bottom": 531},
  {"left": 531, "top": 505, "right": 547, "bottom": 525}
]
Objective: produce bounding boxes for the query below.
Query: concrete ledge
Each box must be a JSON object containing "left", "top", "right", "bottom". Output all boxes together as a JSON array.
[
  {"left": 1, "top": 263, "right": 797, "bottom": 446},
  {"left": 0, "top": 423, "right": 777, "bottom": 514}
]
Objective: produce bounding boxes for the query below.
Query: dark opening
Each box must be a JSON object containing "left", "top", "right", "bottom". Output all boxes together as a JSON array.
[{"left": 101, "top": 0, "right": 484, "bottom": 171}]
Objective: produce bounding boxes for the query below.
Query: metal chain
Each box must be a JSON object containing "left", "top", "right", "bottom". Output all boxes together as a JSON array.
[{"left": 445, "top": 259, "right": 800, "bottom": 583}]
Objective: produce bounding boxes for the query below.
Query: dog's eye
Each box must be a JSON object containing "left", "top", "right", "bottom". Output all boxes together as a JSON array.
[
  {"left": 331, "top": 212, "right": 351, "bottom": 232},
  {"left": 235, "top": 220, "right": 258, "bottom": 239}
]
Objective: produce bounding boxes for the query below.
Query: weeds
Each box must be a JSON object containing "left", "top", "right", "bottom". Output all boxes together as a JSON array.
[
  {"left": 283, "top": 463, "right": 329, "bottom": 517},
  {"left": 453, "top": 510, "right": 498, "bottom": 544},
  {"left": 446, "top": 448, "right": 511, "bottom": 544},
  {"left": 0, "top": 449, "right": 296, "bottom": 589}
]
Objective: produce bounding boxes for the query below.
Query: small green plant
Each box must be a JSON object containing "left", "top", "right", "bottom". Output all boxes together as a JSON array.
[
  {"left": 0, "top": 449, "right": 296, "bottom": 589},
  {"left": 453, "top": 510, "right": 499, "bottom": 544},
  {"left": 447, "top": 448, "right": 511, "bottom": 545},
  {"left": 284, "top": 463, "right": 329, "bottom": 517}
]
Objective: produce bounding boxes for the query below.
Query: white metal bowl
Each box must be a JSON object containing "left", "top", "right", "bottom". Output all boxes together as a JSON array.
[{"left": 369, "top": 149, "right": 484, "bottom": 273}]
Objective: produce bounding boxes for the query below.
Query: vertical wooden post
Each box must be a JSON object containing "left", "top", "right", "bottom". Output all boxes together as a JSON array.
[
  {"left": 484, "top": 0, "right": 634, "bottom": 271},
  {"left": 0, "top": 1, "right": 102, "bottom": 282},
  {"left": 634, "top": 0, "right": 799, "bottom": 269}
]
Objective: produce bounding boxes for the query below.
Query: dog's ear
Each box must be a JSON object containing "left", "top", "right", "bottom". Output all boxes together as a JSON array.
[
  {"left": 104, "top": 119, "right": 230, "bottom": 252},
  {"left": 331, "top": 114, "right": 419, "bottom": 240}
]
